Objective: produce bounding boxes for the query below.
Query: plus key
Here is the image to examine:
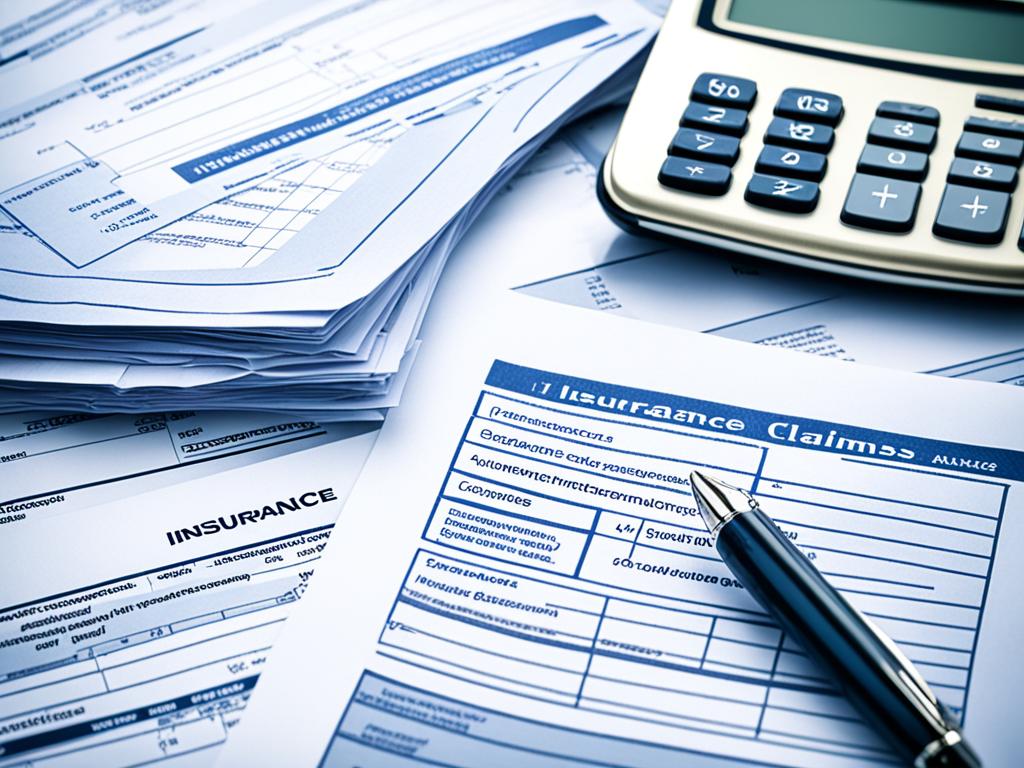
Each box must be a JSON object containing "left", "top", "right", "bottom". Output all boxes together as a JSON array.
[
  {"left": 933, "top": 184, "right": 1010, "bottom": 244},
  {"left": 840, "top": 174, "right": 921, "bottom": 233}
]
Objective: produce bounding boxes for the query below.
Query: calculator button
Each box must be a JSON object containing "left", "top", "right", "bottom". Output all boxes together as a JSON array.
[
  {"left": 774, "top": 88, "right": 843, "bottom": 126},
  {"left": 668, "top": 128, "right": 740, "bottom": 166},
  {"left": 755, "top": 145, "right": 827, "bottom": 181},
  {"left": 932, "top": 184, "right": 1010, "bottom": 244},
  {"left": 857, "top": 145, "right": 929, "bottom": 181},
  {"left": 964, "top": 116, "right": 1024, "bottom": 140},
  {"left": 975, "top": 93, "right": 1024, "bottom": 117},
  {"left": 744, "top": 174, "right": 819, "bottom": 213},
  {"left": 681, "top": 103, "right": 748, "bottom": 136},
  {"left": 955, "top": 132, "right": 1024, "bottom": 165},
  {"left": 691, "top": 73, "right": 757, "bottom": 109},
  {"left": 947, "top": 158, "right": 1018, "bottom": 192},
  {"left": 658, "top": 157, "right": 731, "bottom": 195},
  {"left": 867, "top": 117, "right": 937, "bottom": 152},
  {"left": 764, "top": 117, "right": 834, "bottom": 152},
  {"left": 840, "top": 174, "right": 921, "bottom": 233},
  {"left": 876, "top": 102, "right": 940, "bottom": 126}
]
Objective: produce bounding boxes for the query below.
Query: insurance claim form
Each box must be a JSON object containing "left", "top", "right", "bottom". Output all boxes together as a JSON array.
[
  {"left": 216, "top": 288, "right": 1024, "bottom": 767},
  {"left": 0, "top": 421, "right": 378, "bottom": 767}
]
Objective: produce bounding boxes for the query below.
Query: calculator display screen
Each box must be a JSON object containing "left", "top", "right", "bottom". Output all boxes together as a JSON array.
[{"left": 727, "top": 0, "right": 1024, "bottom": 66}]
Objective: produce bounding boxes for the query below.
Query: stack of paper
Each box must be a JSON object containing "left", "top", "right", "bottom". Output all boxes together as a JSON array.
[{"left": 0, "top": 0, "right": 657, "bottom": 420}]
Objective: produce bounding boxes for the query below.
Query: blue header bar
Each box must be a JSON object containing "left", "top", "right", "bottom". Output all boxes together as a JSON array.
[
  {"left": 171, "top": 15, "right": 607, "bottom": 183},
  {"left": 484, "top": 361, "right": 1024, "bottom": 483}
]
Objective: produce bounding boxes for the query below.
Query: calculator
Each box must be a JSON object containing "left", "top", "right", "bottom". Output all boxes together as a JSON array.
[{"left": 598, "top": 0, "right": 1024, "bottom": 294}]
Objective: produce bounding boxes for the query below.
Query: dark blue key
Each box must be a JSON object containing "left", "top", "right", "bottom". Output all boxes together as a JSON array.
[
  {"left": 867, "top": 117, "right": 937, "bottom": 152},
  {"left": 1019, "top": 219, "right": 1024, "bottom": 252},
  {"left": 774, "top": 88, "right": 843, "bottom": 125},
  {"left": 947, "top": 157, "right": 1017, "bottom": 191},
  {"left": 955, "top": 132, "right": 1024, "bottom": 165},
  {"left": 691, "top": 73, "right": 757, "bottom": 109},
  {"left": 975, "top": 94, "right": 1024, "bottom": 117},
  {"left": 857, "top": 144, "right": 929, "bottom": 181},
  {"left": 755, "top": 145, "right": 827, "bottom": 181},
  {"left": 744, "top": 174, "right": 819, "bottom": 213},
  {"left": 840, "top": 174, "right": 921, "bottom": 232},
  {"left": 681, "top": 102, "right": 748, "bottom": 136},
  {"left": 933, "top": 184, "right": 1010, "bottom": 244},
  {"left": 668, "top": 128, "right": 740, "bottom": 166},
  {"left": 659, "top": 156, "right": 731, "bottom": 195},
  {"left": 964, "top": 116, "right": 1024, "bottom": 140},
  {"left": 764, "top": 117, "right": 834, "bottom": 152},
  {"left": 876, "top": 101, "right": 940, "bottom": 126}
]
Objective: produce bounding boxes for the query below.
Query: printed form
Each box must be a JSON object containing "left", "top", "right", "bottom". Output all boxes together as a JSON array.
[
  {"left": 0, "top": 411, "right": 376, "bottom": 517},
  {"left": 0, "top": 418, "right": 379, "bottom": 767},
  {"left": 216, "top": 290, "right": 1024, "bottom": 768},
  {"left": 0, "top": 0, "right": 653, "bottom": 273},
  {"left": 0, "top": 0, "right": 270, "bottom": 110}
]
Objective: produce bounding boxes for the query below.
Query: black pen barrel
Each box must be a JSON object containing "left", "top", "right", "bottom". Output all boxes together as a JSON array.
[{"left": 716, "top": 509, "right": 981, "bottom": 768}]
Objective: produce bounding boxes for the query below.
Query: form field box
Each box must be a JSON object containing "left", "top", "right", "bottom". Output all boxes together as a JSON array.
[
  {"left": 424, "top": 499, "right": 588, "bottom": 576},
  {"left": 389, "top": 598, "right": 592, "bottom": 673},
  {"left": 102, "top": 621, "right": 281, "bottom": 690},
  {"left": 0, "top": 671, "right": 106, "bottom": 719}
]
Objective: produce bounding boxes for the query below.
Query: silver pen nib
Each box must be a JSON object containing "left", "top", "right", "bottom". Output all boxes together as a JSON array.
[{"left": 690, "top": 471, "right": 758, "bottom": 537}]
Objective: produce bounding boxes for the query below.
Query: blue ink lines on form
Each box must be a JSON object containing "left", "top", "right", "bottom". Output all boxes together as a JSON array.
[{"left": 171, "top": 16, "right": 607, "bottom": 183}]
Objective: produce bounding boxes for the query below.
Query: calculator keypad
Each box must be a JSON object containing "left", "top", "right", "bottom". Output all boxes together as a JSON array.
[
  {"left": 659, "top": 73, "right": 758, "bottom": 197},
  {"left": 659, "top": 75, "right": 1024, "bottom": 255},
  {"left": 840, "top": 102, "right": 940, "bottom": 233},
  {"left": 934, "top": 119, "right": 1022, "bottom": 244},
  {"left": 744, "top": 87, "right": 844, "bottom": 212}
]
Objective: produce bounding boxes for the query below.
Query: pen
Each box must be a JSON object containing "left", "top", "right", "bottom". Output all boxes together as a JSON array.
[{"left": 689, "top": 471, "right": 982, "bottom": 768}]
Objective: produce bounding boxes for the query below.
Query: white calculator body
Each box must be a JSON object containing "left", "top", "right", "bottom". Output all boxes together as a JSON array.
[{"left": 599, "top": 0, "right": 1024, "bottom": 294}]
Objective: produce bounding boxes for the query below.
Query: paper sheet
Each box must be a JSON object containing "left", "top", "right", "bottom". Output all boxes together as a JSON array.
[
  {"left": 0, "top": 421, "right": 380, "bottom": 767},
  {"left": 212, "top": 281, "right": 1024, "bottom": 767},
  {"left": 0, "top": 0, "right": 271, "bottom": 110},
  {"left": 0, "top": 0, "right": 657, "bottom": 320},
  {"left": 0, "top": 411, "right": 376, "bottom": 515}
]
